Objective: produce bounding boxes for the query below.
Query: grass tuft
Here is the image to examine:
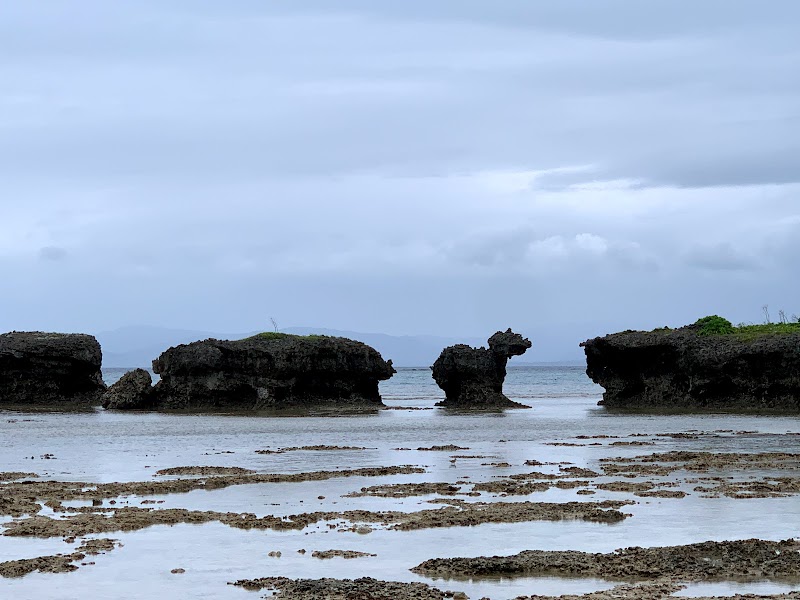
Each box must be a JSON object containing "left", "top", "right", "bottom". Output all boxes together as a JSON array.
[
  {"left": 645, "top": 316, "right": 800, "bottom": 339},
  {"left": 246, "top": 332, "right": 328, "bottom": 341},
  {"left": 732, "top": 322, "right": 800, "bottom": 341}
]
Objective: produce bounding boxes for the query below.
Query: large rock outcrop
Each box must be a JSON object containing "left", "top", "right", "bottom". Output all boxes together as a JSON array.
[
  {"left": 0, "top": 331, "right": 106, "bottom": 407},
  {"left": 431, "top": 329, "right": 532, "bottom": 408},
  {"left": 581, "top": 326, "right": 800, "bottom": 412},
  {"left": 115, "top": 334, "right": 396, "bottom": 411}
]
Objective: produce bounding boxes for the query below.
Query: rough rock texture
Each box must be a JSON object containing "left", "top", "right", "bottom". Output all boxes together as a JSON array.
[
  {"left": 142, "top": 335, "right": 395, "bottom": 410},
  {"left": 431, "top": 329, "right": 532, "bottom": 408},
  {"left": 101, "top": 368, "right": 154, "bottom": 409},
  {"left": 0, "top": 538, "right": 119, "bottom": 578},
  {"left": 581, "top": 326, "right": 800, "bottom": 412},
  {"left": 412, "top": 539, "right": 800, "bottom": 581},
  {"left": 0, "top": 332, "right": 105, "bottom": 407},
  {"left": 230, "top": 576, "right": 455, "bottom": 599}
]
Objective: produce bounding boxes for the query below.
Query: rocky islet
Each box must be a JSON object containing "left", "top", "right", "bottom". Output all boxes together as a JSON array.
[
  {"left": 431, "top": 329, "right": 532, "bottom": 408},
  {"left": 0, "top": 332, "right": 105, "bottom": 408},
  {"left": 582, "top": 321, "right": 800, "bottom": 412}
]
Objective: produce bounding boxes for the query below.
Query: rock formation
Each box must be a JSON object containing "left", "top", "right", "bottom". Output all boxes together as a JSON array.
[
  {"left": 581, "top": 325, "right": 800, "bottom": 412},
  {"left": 104, "top": 334, "right": 395, "bottom": 411},
  {"left": 0, "top": 331, "right": 105, "bottom": 407},
  {"left": 431, "top": 329, "right": 532, "bottom": 408},
  {"left": 102, "top": 368, "right": 155, "bottom": 410}
]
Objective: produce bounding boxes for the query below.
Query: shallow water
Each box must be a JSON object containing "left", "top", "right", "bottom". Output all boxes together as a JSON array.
[{"left": 2, "top": 367, "right": 800, "bottom": 599}]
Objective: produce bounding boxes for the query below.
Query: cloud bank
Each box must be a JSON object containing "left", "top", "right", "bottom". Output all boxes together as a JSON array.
[{"left": 1, "top": 1, "right": 798, "bottom": 359}]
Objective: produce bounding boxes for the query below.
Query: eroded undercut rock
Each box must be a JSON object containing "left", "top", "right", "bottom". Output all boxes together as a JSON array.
[
  {"left": 0, "top": 332, "right": 105, "bottom": 408},
  {"left": 581, "top": 326, "right": 800, "bottom": 412},
  {"left": 135, "top": 334, "right": 395, "bottom": 410},
  {"left": 431, "top": 329, "right": 532, "bottom": 408}
]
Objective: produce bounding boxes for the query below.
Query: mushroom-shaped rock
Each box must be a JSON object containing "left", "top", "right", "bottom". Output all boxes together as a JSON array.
[
  {"left": 148, "top": 334, "right": 395, "bottom": 410},
  {"left": 102, "top": 368, "right": 155, "bottom": 410},
  {"left": 0, "top": 331, "right": 106, "bottom": 407},
  {"left": 431, "top": 329, "right": 532, "bottom": 408}
]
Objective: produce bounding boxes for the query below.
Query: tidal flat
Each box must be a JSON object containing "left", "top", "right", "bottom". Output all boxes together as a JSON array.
[{"left": 2, "top": 367, "right": 800, "bottom": 599}]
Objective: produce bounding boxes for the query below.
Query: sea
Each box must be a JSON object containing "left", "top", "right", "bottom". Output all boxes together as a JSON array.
[{"left": 1, "top": 366, "right": 800, "bottom": 599}]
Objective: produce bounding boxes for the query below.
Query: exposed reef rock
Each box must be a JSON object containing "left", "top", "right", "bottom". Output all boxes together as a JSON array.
[
  {"left": 411, "top": 538, "right": 800, "bottom": 581},
  {"left": 0, "top": 332, "right": 105, "bottom": 407},
  {"left": 230, "top": 576, "right": 455, "bottom": 599},
  {"left": 581, "top": 325, "right": 800, "bottom": 412},
  {"left": 112, "top": 334, "right": 396, "bottom": 411},
  {"left": 101, "top": 368, "right": 154, "bottom": 410},
  {"left": 431, "top": 329, "right": 532, "bottom": 408}
]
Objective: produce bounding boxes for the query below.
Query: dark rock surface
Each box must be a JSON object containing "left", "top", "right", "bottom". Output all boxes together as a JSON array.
[
  {"left": 431, "top": 329, "right": 532, "bottom": 408},
  {"left": 133, "top": 334, "right": 395, "bottom": 410},
  {"left": 581, "top": 326, "right": 800, "bottom": 412},
  {"left": 102, "top": 368, "right": 155, "bottom": 410},
  {"left": 0, "top": 332, "right": 105, "bottom": 407},
  {"left": 230, "top": 576, "right": 455, "bottom": 599},
  {"left": 411, "top": 538, "right": 800, "bottom": 581}
]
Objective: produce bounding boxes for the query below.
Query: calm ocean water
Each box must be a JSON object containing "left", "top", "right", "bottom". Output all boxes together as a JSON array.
[
  {"left": 2, "top": 366, "right": 800, "bottom": 599},
  {"left": 101, "top": 364, "right": 600, "bottom": 407}
]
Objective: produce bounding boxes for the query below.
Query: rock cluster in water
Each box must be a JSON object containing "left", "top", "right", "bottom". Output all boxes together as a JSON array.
[
  {"left": 104, "top": 334, "right": 395, "bottom": 410},
  {"left": 0, "top": 332, "right": 106, "bottom": 407},
  {"left": 431, "top": 329, "right": 532, "bottom": 408},
  {"left": 581, "top": 325, "right": 800, "bottom": 412}
]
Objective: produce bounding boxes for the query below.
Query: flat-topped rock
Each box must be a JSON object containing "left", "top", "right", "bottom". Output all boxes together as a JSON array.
[
  {"left": 581, "top": 321, "right": 800, "bottom": 412},
  {"left": 431, "top": 329, "right": 532, "bottom": 408},
  {"left": 0, "top": 331, "right": 105, "bottom": 407},
  {"left": 128, "top": 333, "right": 396, "bottom": 410}
]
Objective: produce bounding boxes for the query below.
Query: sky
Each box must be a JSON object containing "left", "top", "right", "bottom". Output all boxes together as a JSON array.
[{"left": 1, "top": 1, "right": 799, "bottom": 359}]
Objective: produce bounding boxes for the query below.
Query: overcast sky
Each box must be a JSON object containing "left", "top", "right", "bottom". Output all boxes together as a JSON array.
[{"left": 1, "top": 1, "right": 798, "bottom": 357}]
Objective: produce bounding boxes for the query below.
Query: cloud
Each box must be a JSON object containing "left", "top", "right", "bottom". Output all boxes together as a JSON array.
[
  {"left": 685, "top": 243, "right": 757, "bottom": 272},
  {"left": 38, "top": 246, "right": 68, "bottom": 261},
  {"left": 0, "top": 2, "right": 797, "bottom": 347},
  {"left": 1, "top": 1, "right": 799, "bottom": 188}
]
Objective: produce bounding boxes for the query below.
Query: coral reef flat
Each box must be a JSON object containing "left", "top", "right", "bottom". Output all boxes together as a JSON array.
[{"left": 1, "top": 367, "right": 799, "bottom": 599}]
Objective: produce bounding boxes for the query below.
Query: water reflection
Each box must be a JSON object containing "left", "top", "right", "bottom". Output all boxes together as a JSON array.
[{"left": 1, "top": 367, "right": 799, "bottom": 599}]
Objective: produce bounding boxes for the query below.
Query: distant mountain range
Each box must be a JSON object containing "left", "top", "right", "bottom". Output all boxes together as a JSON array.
[{"left": 95, "top": 325, "right": 584, "bottom": 368}]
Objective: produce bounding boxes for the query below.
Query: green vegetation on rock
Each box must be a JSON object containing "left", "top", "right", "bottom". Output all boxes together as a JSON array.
[
  {"left": 691, "top": 315, "right": 800, "bottom": 339},
  {"left": 695, "top": 315, "right": 735, "bottom": 335},
  {"left": 733, "top": 322, "right": 800, "bottom": 341},
  {"left": 246, "top": 332, "right": 326, "bottom": 341},
  {"left": 645, "top": 315, "right": 800, "bottom": 339}
]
